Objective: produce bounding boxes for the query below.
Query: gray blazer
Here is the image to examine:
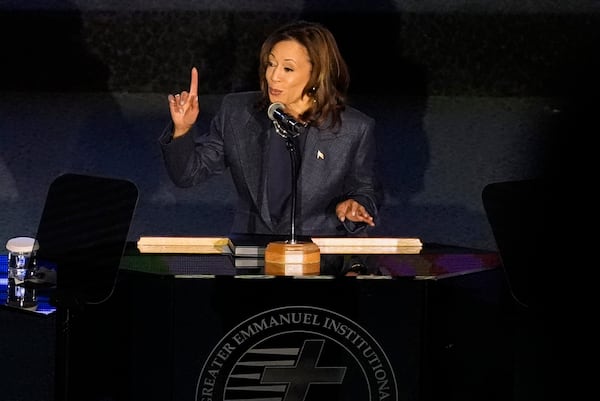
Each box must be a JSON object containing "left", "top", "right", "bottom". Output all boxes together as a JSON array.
[{"left": 159, "top": 91, "right": 382, "bottom": 237}]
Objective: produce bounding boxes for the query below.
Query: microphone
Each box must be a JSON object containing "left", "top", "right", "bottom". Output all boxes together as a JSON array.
[{"left": 267, "top": 102, "right": 307, "bottom": 136}]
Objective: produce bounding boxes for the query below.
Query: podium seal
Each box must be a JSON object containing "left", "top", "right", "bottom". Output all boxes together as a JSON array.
[{"left": 196, "top": 305, "right": 397, "bottom": 401}]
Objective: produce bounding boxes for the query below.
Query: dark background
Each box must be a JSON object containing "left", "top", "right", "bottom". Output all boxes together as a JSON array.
[{"left": 1, "top": 1, "right": 597, "bottom": 251}]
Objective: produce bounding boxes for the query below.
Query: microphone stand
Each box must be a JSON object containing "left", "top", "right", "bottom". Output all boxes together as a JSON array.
[
  {"left": 264, "top": 120, "right": 320, "bottom": 275},
  {"left": 285, "top": 135, "right": 298, "bottom": 244}
]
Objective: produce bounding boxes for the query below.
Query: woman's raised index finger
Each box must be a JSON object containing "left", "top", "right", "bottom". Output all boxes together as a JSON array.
[{"left": 189, "top": 67, "right": 198, "bottom": 95}]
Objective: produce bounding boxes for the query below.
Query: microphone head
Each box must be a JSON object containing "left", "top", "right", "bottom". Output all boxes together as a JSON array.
[{"left": 267, "top": 102, "right": 284, "bottom": 121}]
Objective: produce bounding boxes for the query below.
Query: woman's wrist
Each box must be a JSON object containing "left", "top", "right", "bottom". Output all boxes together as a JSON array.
[{"left": 173, "top": 127, "right": 190, "bottom": 138}]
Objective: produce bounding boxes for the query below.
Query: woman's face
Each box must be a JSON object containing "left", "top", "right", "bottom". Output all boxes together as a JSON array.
[{"left": 266, "top": 39, "right": 312, "bottom": 119}]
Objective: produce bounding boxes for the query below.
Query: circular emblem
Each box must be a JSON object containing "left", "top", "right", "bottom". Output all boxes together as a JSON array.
[{"left": 196, "top": 305, "right": 397, "bottom": 401}]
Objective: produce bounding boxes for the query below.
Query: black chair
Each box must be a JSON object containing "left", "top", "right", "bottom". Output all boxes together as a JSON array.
[
  {"left": 35, "top": 173, "right": 138, "bottom": 306},
  {"left": 482, "top": 178, "right": 563, "bottom": 401},
  {"left": 35, "top": 173, "right": 138, "bottom": 401},
  {"left": 482, "top": 179, "right": 550, "bottom": 309}
]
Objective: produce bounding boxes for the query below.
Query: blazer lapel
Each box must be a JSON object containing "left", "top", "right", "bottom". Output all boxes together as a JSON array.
[
  {"left": 237, "top": 113, "right": 275, "bottom": 228},
  {"left": 299, "top": 127, "right": 332, "bottom": 206}
]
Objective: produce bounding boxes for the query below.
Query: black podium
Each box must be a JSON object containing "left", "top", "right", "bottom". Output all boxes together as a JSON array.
[{"left": 60, "top": 244, "right": 511, "bottom": 401}]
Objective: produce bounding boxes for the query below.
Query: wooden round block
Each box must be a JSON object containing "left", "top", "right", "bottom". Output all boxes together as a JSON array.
[{"left": 264, "top": 241, "right": 320, "bottom": 276}]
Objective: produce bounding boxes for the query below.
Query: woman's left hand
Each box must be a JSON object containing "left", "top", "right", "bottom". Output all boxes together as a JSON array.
[{"left": 336, "top": 199, "right": 375, "bottom": 227}]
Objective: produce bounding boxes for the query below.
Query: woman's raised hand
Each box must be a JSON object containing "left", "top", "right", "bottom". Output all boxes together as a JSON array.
[{"left": 168, "top": 67, "right": 200, "bottom": 138}]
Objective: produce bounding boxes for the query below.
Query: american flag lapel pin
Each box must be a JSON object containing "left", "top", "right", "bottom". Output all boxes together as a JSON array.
[{"left": 317, "top": 150, "right": 325, "bottom": 160}]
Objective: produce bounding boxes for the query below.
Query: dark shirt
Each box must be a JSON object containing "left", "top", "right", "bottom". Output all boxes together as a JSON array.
[{"left": 267, "top": 123, "right": 304, "bottom": 223}]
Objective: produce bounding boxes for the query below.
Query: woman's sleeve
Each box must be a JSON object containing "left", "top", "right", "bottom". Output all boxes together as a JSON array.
[{"left": 158, "top": 107, "right": 227, "bottom": 188}]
